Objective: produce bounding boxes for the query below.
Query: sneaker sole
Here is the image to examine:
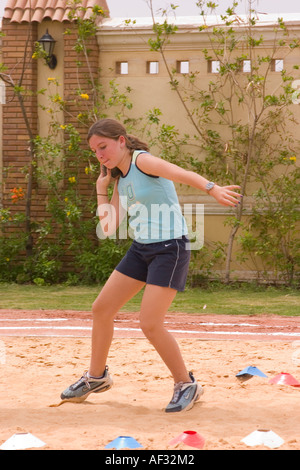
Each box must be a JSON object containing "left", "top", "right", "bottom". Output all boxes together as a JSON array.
[
  {"left": 195, "top": 385, "right": 204, "bottom": 401},
  {"left": 60, "top": 381, "right": 113, "bottom": 403}
]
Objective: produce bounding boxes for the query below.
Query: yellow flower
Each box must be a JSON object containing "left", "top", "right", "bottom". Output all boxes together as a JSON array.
[
  {"left": 5, "top": 258, "right": 10, "bottom": 262},
  {"left": 80, "top": 93, "right": 89, "bottom": 100},
  {"left": 85, "top": 167, "right": 90, "bottom": 175},
  {"left": 77, "top": 113, "right": 83, "bottom": 119},
  {"left": 64, "top": 197, "right": 68, "bottom": 202},
  {"left": 290, "top": 156, "right": 296, "bottom": 162},
  {"left": 67, "top": 211, "right": 71, "bottom": 216},
  {"left": 47, "top": 77, "right": 56, "bottom": 81},
  {"left": 60, "top": 125, "right": 66, "bottom": 130},
  {"left": 68, "top": 176, "right": 76, "bottom": 183}
]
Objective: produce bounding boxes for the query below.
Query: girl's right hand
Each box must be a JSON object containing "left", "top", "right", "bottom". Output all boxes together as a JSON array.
[{"left": 96, "top": 165, "right": 111, "bottom": 193}]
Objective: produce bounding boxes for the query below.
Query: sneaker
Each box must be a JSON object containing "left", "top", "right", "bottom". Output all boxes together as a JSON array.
[
  {"left": 165, "top": 371, "right": 203, "bottom": 413},
  {"left": 60, "top": 366, "right": 113, "bottom": 403}
]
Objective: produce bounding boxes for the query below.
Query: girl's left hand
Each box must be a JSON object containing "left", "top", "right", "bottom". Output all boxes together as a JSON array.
[{"left": 210, "top": 185, "right": 243, "bottom": 207}]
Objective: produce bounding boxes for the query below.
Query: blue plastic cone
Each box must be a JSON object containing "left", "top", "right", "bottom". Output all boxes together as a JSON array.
[
  {"left": 105, "top": 436, "right": 143, "bottom": 450},
  {"left": 236, "top": 366, "right": 267, "bottom": 378}
]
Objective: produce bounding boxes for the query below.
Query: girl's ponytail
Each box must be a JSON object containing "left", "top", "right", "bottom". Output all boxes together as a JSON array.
[{"left": 125, "top": 134, "right": 149, "bottom": 152}]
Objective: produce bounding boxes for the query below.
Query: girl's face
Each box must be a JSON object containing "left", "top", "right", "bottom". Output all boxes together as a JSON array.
[{"left": 89, "top": 134, "right": 126, "bottom": 169}]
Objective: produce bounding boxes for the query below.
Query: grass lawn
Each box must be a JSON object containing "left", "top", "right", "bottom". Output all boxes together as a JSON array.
[{"left": 0, "top": 283, "right": 299, "bottom": 316}]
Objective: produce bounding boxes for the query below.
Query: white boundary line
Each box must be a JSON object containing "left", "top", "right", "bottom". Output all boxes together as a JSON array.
[
  {"left": 0, "top": 317, "right": 299, "bottom": 329},
  {"left": 0, "top": 316, "right": 299, "bottom": 338},
  {"left": 0, "top": 325, "right": 300, "bottom": 337},
  {"left": 0, "top": 318, "right": 69, "bottom": 322}
]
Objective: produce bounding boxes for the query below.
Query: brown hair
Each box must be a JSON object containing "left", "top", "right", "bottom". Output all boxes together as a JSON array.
[
  {"left": 88, "top": 119, "right": 149, "bottom": 178},
  {"left": 88, "top": 118, "right": 149, "bottom": 150}
]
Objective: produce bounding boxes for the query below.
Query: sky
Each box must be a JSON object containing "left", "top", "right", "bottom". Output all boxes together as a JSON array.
[{"left": 0, "top": 0, "right": 299, "bottom": 20}]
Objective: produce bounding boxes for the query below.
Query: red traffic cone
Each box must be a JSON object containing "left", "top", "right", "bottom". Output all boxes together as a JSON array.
[
  {"left": 168, "top": 430, "right": 205, "bottom": 449},
  {"left": 269, "top": 372, "right": 300, "bottom": 387}
]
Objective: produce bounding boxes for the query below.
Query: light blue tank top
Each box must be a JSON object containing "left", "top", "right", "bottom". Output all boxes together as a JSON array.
[{"left": 117, "top": 151, "right": 188, "bottom": 244}]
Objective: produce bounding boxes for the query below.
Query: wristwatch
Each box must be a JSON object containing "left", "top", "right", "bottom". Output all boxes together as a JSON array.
[{"left": 205, "top": 181, "right": 215, "bottom": 193}]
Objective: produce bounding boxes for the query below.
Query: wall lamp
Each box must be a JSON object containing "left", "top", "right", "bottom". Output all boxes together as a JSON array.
[{"left": 38, "top": 29, "right": 57, "bottom": 69}]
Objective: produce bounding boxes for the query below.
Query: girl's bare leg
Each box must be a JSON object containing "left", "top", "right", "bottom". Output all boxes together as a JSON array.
[
  {"left": 89, "top": 270, "right": 145, "bottom": 377},
  {"left": 139, "top": 284, "right": 191, "bottom": 384}
]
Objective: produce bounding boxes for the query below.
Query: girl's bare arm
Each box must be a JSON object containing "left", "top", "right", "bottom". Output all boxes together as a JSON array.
[{"left": 136, "top": 153, "right": 242, "bottom": 207}]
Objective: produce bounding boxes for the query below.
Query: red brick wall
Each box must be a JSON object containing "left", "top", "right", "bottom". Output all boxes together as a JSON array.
[
  {"left": 1, "top": 19, "right": 100, "bottom": 275},
  {"left": 1, "top": 19, "right": 99, "bottom": 221},
  {"left": 2, "top": 20, "right": 38, "bottom": 214}
]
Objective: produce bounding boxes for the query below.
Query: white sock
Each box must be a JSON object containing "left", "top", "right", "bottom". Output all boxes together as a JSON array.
[{"left": 87, "top": 372, "right": 104, "bottom": 380}]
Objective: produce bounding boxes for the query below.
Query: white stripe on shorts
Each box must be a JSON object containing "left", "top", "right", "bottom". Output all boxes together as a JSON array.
[{"left": 168, "top": 239, "right": 179, "bottom": 288}]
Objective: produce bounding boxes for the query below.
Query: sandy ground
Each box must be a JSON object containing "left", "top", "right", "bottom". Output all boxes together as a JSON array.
[{"left": 0, "top": 311, "right": 300, "bottom": 451}]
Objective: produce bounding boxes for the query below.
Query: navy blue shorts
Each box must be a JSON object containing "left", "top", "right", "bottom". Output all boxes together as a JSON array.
[{"left": 115, "top": 236, "right": 191, "bottom": 291}]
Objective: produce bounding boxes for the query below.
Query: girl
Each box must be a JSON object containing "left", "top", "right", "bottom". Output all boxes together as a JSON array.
[{"left": 61, "top": 118, "right": 241, "bottom": 413}]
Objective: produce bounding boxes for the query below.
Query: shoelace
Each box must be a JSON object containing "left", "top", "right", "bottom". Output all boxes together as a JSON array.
[
  {"left": 171, "top": 382, "right": 184, "bottom": 403},
  {"left": 72, "top": 372, "right": 91, "bottom": 390},
  {"left": 171, "top": 380, "right": 195, "bottom": 403}
]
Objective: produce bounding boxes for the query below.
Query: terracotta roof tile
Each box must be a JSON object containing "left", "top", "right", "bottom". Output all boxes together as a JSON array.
[{"left": 3, "top": 0, "right": 109, "bottom": 23}]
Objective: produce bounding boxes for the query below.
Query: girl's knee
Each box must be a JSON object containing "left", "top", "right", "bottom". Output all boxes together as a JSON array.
[
  {"left": 140, "top": 318, "right": 161, "bottom": 340},
  {"left": 91, "top": 298, "right": 101, "bottom": 315},
  {"left": 92, "top": 299, "right": 115, "bottom": 322}
]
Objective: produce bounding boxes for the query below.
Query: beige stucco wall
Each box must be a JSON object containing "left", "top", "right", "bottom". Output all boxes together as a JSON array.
[
  {"left": 37, "top": 21, "right": 64, "bottom": 137},
  {"left": 96, "top": 18, "right": 300, "bottom": 278}
]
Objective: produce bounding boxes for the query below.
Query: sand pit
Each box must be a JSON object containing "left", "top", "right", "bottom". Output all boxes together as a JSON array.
[{"left": 1, "top": 320, "right": 300, "bottom": 450}]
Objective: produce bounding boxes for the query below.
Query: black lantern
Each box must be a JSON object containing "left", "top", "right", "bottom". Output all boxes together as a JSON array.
[{"left": 38, "top": 29, "right": 57, "bottom": 69}]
